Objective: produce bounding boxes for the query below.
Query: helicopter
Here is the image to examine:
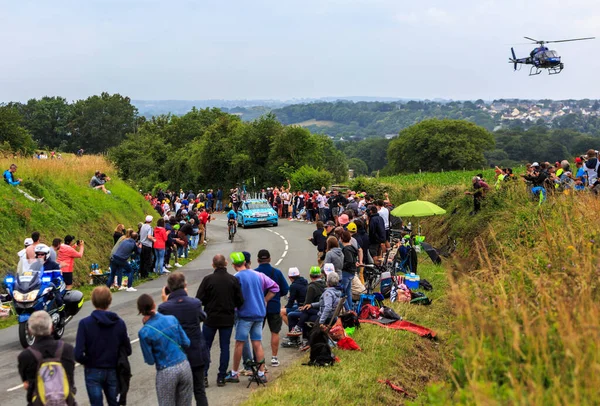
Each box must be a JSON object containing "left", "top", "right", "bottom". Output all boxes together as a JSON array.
[{"left": 510, "top": 36, "right": 594, "bottom": 76}]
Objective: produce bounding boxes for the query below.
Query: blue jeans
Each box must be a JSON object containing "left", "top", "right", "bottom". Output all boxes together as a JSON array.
[
  {"left": 216, "top": 200, "right": 223, "bottom": 211},
  {"left": 154, "top": 248, "right": 165, "bottom": 273},
  {"left": 287, "top": 310, "right": 303, "bottom": 330},
  {"left": 190, "top": 229, "right": 199, "bottom": 249},
  {"left": 341, "top": 272, "right": 355, "bottom": 311},
  {"left": 84, "top": 368, "right": 118, "bottom": 406},
  {"left": 178, "top": 245, "right": 189, "bottom": 259},
  {"left": 107, "top": 257, "right": 133, "bottom": 288},
  {"left": 202, "top": 325, "right": 233, "bottom": 379}
]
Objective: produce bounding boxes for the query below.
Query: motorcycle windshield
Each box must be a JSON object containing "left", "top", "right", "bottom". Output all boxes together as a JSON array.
[{"left": 16, "top": 259, "right": 42, "bottom": 291}]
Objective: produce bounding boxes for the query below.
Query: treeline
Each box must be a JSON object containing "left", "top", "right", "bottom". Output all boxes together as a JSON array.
[
  {"left": 273, "top": 100, "right": 497, "bottom": 139},
  {"left": 108, "top": 110, "right": 348, "bottom": 192},
  {"left": 0, "top": 93, "right": 139, "bottom": 154}
]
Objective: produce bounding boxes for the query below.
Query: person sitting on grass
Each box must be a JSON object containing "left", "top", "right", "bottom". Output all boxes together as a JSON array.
[
  {"left": 90, "top": 170, "right": 112, "bottom": 194},
  {"left": 3, "top": 163, "right": 44, "bottom": 203},
  {"left": 288, "top": 266, "right": 325, "bottom": 336}
]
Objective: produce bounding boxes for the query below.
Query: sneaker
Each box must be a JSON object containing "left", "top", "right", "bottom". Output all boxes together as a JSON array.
[
  {"left": 162, "top": 268, "right": 171, "bottom": 274},
  {"left": 224, "top": 372, "right": 239, "bottom": 383},
  {"left": 165, "top": 264, "right": 172, "bottom": 269},
  {"left": 126, "top": 287, "right": 137, "bottom": 292},
  {"left": 289, "top": 325, "right": 302, "bottom": 335},
  {"left": 217, "top": 377, "right": 225, "bottom": 387},
  {"left": 174, "top": 263, "right": 182, "bottom": 268},
  {"left": 37, "top": 198, "right": 44, "bottom": 203},
  {"left": 270, "top": 357, "right": 279, "bottom": 367},
  {"left": 204, "top": 376, "right": 209, "bottom": 388},
  {"left": 179, "top": 255, "right": 185, "bottom": 258},
  {"left": 118, "top": 286, "right": 127, "bottom": 291}
]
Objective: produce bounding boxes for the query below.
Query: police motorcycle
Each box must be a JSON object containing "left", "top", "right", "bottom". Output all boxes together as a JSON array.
[{"left": 1, "top": 244, "right": 84, "bottom": 348}]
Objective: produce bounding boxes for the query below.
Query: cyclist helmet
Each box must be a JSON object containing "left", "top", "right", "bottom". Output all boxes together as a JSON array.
[{"left": 34, "top": 244, "right": 51, "bottom": 259}]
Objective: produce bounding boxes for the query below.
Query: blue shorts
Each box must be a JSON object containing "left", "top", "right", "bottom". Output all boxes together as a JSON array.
[{"left": 235, "top": 318, "right": 263, "bottom": 342}]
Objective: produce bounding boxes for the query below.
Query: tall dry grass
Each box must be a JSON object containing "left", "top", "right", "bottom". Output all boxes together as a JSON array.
[{"left": 447, "top": 191, "right": 600, "bottom": 404}]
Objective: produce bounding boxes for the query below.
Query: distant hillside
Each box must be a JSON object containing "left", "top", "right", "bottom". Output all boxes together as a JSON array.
[
  {"left": 272, "top": 99, "right": 600, "bottom": 140},
  {"left": 0, "top": 155, "right": 155, "bottom": 283}
]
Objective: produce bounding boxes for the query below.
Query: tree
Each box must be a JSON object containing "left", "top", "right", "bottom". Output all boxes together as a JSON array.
[
  {"left": 0, "top": 105, "right": 36, "bottom": 155},
  {"left": 347, "top": 157, "right": 368, "bottom": 176},
  {"left": 16, "top": 97, "right": 71, "bottom": 150},
  {"left": 387, "top": 119, "right": 495, "bottom": 173},
  {"left": 269, "top": 126, "right": 316, "bottom": 179},
  {"left": 68, "top": 92, "right": 138, "bottom": 153},
  {"left": 290, "top": 166, "right": 333, "bottom": 192}
]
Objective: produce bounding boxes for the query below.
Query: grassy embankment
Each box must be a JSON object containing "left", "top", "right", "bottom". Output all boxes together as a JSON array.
[
  {"left": 247, "top": 168, "right": 600, "bottom": 405},
  {"left": 0, "top": 155, "right": 201, "bottom": 328}
]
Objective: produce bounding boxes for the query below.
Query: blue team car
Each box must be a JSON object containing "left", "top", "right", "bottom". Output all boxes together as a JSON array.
[{"left": 237, "top": 199, "right": 278, "bottom": 228}]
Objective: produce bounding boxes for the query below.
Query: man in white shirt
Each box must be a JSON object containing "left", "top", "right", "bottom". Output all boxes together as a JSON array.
[
  {"left": 377, "top": 199, "right": 390, "bottom": 248},
  {"left": 18, "top": 238, "right": 33, "bottom": 262}
]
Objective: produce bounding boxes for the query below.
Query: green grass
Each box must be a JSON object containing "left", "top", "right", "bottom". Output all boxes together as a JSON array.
[{"left": 244, "top": 262, "right": 452, "bottom": 406}]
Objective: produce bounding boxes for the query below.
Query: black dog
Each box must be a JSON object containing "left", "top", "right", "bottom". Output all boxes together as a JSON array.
[{"left": 304, "top": 323, "right": 335, "bottom": 367}]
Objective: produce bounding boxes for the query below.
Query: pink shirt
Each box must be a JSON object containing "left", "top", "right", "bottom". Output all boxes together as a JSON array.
[{"left": 57, "top": 243, "right": 83, "bottom": 274}]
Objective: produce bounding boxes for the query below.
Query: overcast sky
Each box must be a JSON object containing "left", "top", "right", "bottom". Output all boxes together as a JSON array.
[{"left": 1, "top": 0, "right": 599, "bottom": 102}]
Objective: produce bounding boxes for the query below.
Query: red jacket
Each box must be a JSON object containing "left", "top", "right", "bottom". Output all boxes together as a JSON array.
[{"left": 153, "top": 227, "right": 167, "bottom": 249}]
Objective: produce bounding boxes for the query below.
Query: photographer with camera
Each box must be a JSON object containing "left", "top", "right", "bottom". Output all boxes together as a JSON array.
[
  {"left": 90, "top": 170, "right": 111, "bottom": 194},
  {"left": 57, "top": 235, "right": 84, "bottom": 290}
]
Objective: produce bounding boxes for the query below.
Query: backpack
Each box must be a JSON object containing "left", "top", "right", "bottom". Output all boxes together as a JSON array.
[
  {"left": 27, "top": 341, "right": 72, "bottom": 406},
  {"left": 410, "top": 291, "right": 432, "bottom": 306},
  {"left": 305, "top": 324, "right": 336, "bottom": 367},
  {"left": 340, "top": 311, "right": 360, "bottom": 329}
]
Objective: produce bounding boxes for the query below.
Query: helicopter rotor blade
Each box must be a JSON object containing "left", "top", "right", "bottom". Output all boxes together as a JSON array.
[
  {"left": 524, "top": 36, "right": 539, "bottom": 42},
  {"left": 544, "top": 37, "right": 595, "bottom": 44}
]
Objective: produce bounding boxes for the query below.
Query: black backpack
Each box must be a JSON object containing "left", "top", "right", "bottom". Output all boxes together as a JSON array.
[
  {"left": 304, "top": 324, "right": 336, "bottom": 367},
  {"left": 340, "top": 311, "right": 360, "bottom": 329},
  {"left": 410, "top": 291, "right": 432, "bottom": 306}
]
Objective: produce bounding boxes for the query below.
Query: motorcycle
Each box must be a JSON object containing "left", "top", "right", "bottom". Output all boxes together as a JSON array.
[{"left": 2, "top": 259, "right": 84, "bottom": 348}]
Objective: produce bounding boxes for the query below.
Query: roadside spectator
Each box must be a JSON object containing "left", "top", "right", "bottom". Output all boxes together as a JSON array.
[
  {"left": 216, "top": 187, "right": 223, "bottom": 212},
  {"left": 139, "top": 215, "right": 155, "bottom": 278},
  {"left": 465, "top": 176, "right": 491, "bottom": 214},
  {"left": 57, "top": 235, "right": 84, "bottom": 290},
  {"left": 17, "top": 238, "right": 33, "bottom": 262},
  {"left": 3, "top": 163, "right": 44, "bottom": 203},
  {"left": 49, "top": 238, "right": 62, "bottom": 264},
  {"left": 113, "top": 224, "right": 125, "bottom": 245},
  {"left": 17, "top": 311, "right": 76, "bottom": 406},
  {"left": 108, "top": 231, "right": 140, "bottom": 292},
  {"left": 90, "top": 171, "right": 112, "bottom": 194},
  {"left": 323, "top": 236, "right": 344, "bottom": 277},
  {"left": 255, "top": 249, "right": 289, "bottom": 368},
  {"left": 225, "top": 252, "right": 279, "bottom": 384},
  {"left": 288, "top": 266, "right": 325, "bottom": 335},
  {"left": 138, "top": 294, "right": 193, "bottom": 406},
  {"left": 308, "top": 221, "right": 328, "bottom": 264},
  {"left": 368, "top": 206, "right": 386, "bottom": 264},
  {"left": 154, "top": 218, "right": 168, "bottom": 275},
  {"left": 300, "top": 271, "right": 342, "bottom": 330},
  {"left": 75, "top": 286, "right": 132, "bottom": 406},
  {"left": 196, "top": 255, "right": 244, "bottom": 387},
  {"left": 25, "top": 231, "right": 41, "bottom": 260},
  {"left": 341, "top": 230, "right": 359, "bottom": 311},
  {"left": 280, "top": 267, "right": 307, "bottom": 327},
  {"left": 159, "top": 273, "right": 209, "bottom": 406}
]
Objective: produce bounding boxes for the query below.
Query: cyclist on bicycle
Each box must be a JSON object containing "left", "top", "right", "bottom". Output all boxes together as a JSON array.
[{"left": 227, "top": 208, "right": 237, "bottom": 228}]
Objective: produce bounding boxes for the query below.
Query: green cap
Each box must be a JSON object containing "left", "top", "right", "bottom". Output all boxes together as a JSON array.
[
  {"left": 230, "top": 252, "right": 246, "bottom": 265},
  {"left": 309, "top": 266, "right": 322, "bottom": 276}
]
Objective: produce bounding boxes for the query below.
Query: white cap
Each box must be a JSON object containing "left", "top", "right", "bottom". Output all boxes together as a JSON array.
[
  {"left": 531, "top": 162, "right": 540, "bottom": 167},
  {"left": 288, "top": 267, "right": 300, "bottom": 277},
  {"left": 323, "top": 263, "right": 335, "bottom": 275},
  {"left": 24, "top": 238, "right": 34, "bottom": 247},
  {"left": 145, "top": 215, "right": 154, "bottom": 223}
]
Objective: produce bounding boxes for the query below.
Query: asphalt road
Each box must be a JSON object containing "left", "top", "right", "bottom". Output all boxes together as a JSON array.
[{"left": 0, "top": 215, "right": 317, "bottom": 406}]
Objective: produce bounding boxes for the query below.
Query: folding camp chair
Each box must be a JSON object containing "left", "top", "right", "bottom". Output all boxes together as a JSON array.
[{"left": 244, "top": 359, "right": 266, "bottom": 388}]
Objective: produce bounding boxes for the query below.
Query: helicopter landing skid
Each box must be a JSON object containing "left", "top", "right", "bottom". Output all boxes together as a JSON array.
[
  {"left": 529, "top": 66, "right": 542, "bottom": 76},
  {"left": 548, "top": 65, "right": 563, "bottom": 75}
]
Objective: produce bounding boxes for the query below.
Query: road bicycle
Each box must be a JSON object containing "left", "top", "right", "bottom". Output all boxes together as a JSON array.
[{"left": 228, "top": 220, "right": 237, "bottom": 243}]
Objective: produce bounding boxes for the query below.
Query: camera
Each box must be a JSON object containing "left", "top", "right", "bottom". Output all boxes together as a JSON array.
[
  {"left": 164, "top": 286, "right": 171, "bottom": 295},
  {"left": 76, "top": 240, "right": 81, "bottom": 245}
]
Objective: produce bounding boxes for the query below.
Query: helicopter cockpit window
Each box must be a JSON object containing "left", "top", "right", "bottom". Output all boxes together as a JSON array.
[{"left": 544, "top": 51, "right": 558, "bottom": 58}]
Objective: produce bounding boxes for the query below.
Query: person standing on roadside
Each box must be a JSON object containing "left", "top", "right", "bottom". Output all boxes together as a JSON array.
[
  {"left": 18, "top": 311, "right": 76, "bottom": 406},
  {"left": 57, "top": 235, "right": 84, "bottom": 290},
  {"left": 158, "top": 272, "right": 209, "bottom": 406},
  {"left": 75, "top": 286, "right": 132, "bottom": 406},
  {"left": 138, "top": 294, "right": 193, "bottom": 406},
  {"left": 108, "top": 232, "right": 140, "bottom": 292},
  {"left": 25, "top": 231, "right": 41, "bottom": 260},
  {"left": 154, "top": 218, "right": 168, "bottom": 275},
  {"left": 254, "top": 249, "right": 289, "bottom": 368},
  {"left": 139, "top": 215, "right": 155, "bottom": 278},
  {"left": 225, "top": 252, "right": 279, "bottom": 384},
  {"left": 308, "top": 221, "right": 328, "bottom": 264},
  {"left": 196, "top": 255, "right": 244, "bottom": 387}
]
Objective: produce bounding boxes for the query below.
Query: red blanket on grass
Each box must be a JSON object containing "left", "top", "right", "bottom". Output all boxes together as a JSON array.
[{"left": 360, "top": 319, "right": 437, "bottom": 339}]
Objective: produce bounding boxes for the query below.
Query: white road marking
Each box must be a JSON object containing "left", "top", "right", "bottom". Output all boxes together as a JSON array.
[
  {"left": 275, "top": 259, "right": 282, "bottom": 266},
  {"left": 281, "top": 250, "right": 287, "bottom": 258},
  {"left": 264, "top": 228, "right": 288, "bottom": 268},
  {"left": 6, "top": 338, "right": 142, "bottom": 392}
]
